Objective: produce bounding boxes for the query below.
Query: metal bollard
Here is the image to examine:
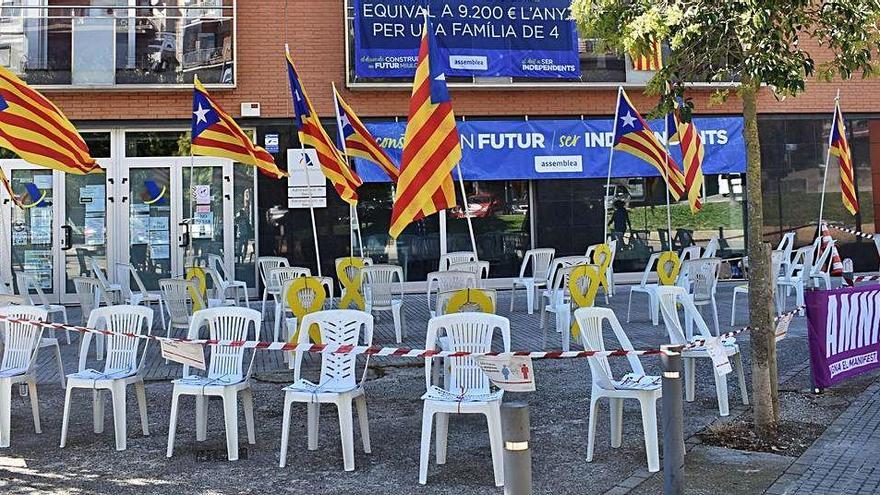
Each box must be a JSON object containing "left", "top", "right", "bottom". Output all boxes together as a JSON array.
[
  {"left": 661, "top": 345, "right": 685, "bottom": 495},
  {"left": 501, "top": 402, "right": 532, "bottom": 495}
]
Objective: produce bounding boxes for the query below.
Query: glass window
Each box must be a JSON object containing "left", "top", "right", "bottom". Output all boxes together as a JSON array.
[
  {"left": 125, "top": 131, "right": 190, "bottom": 157},
  {"left": 446, "top": 180, "right": 531, "bottom": 277},
  {"left": 233, "top": 165, "right": 257, "bottom": 287}
]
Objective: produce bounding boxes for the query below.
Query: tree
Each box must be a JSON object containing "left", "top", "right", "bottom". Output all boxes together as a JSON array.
[{"left": 572, "top": 0, "right": 880, "bottom": 438}]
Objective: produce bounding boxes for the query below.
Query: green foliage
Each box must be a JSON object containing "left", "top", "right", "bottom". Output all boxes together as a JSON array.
[{"left": 572, "top": 0, "right": 880, "bottom": 111}]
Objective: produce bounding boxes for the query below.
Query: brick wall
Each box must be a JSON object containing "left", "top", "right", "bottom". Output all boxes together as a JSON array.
[{"left": 44, "top": 2, "right": 880, "bottom": 122}]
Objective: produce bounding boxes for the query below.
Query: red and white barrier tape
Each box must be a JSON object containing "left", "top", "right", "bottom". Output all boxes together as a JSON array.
[
  {"left": 0, "top": 306, "right": 804, "bottom": 360},
  {"left": 844, "top": 275, "right": 880, "bottom": 286},
  {"left": 828, "top": 225, "right": 877, "bottom": 240}
]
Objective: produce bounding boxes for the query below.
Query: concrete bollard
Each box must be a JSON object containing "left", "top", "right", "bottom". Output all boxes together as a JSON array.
[
  {"left": 661, "top": 345, "right": 685, "bottom": 495},
  {"left": 501, "top": 402, "right": 532, "bottom": 495}
]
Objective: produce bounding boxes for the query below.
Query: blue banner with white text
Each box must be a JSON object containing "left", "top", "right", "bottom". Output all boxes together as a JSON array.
[
  {"left": 353, "top": 117, "right": 747, "bottom": 182},
  {"left": 353, "top": 0, "right": 580, "bottom": 78}
]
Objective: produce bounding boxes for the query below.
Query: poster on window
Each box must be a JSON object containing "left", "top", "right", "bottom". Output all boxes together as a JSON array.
[
  {"left": 29, "top": 208, "right": 52, "bottom": 245},
  {"left": 83, "top": 217, "right": 105, "bottom": 246},
  {"left": 23, "top": 250, "right": 52, "bottom": 289},
  {"left": 79, "top": 185, "right": 106, "bottom": 214},
  {"left": 192, "top": 211, "right": 214, "bottom": 239},
  {"left": 353, "top": 0, "right": 580, "bottom": 79}
]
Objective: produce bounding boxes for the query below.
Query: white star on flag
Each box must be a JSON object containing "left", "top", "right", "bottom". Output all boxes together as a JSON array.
[
  {"left": 620, "top": 112, "right": 636, "bottom": 128},
  {"left": 193, "top": 103, "right": 210, "bottom": 124}
]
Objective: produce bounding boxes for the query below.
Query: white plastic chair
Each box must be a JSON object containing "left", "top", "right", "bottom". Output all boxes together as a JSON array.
[
  {"left": 575, "top": 307, "right": 661, "bottom": 472},
  {"left": 679, "top": 245, "right": 701, "bottom": 263},
  {"left": 420, "top": 313, "right": 510, "bottom": 487},
  {"left": 16, "top": 272, "right": 69, "bottom": 344},
  {"left": 279, "top": 310, "right": 374, "bottom": 471},
  {"left": 449, "top": 260, "right": 490, "bottom": 286},
  {"left": 510, "top": 248, "right": 555, "bottom": 314},
  {"left": 585, "top": 240, "right": 617, "bottom": 298},
  {"left": 808, "top": 236, "right": 835, "bottom": 289},
  {"left": 730, "top": 257, "right": 749, "bottom": 326},
  {"left": 269, "top": 268, "right": 313, "bottom": 341},
  {"left": 88, "top": 257, "right": 122, "bottom": 306},
  {"left": 657, "top": 286, "right": 749, "bottom": 417},
  {"left": 702, "top": 236, "right": 720, "bottom": 259},
  {"left": 777, "top": 246, "right": 809, "bottom": 313},
  {"left": 776, "top": 232, "right": 796, "bottom": 275},
  {"left": 60, "top": 305, "right": 153, "bottom": 451},
  {"left": 120, "top": 264, "right": 167, "bottom": 331},
  {"left": 438, "top": 251, "right": 477, "bottom": 271},
  {"left": 166, "top": 307, "right": 260, "bottom": 461},
  {"left": 159, "top": 278, "right": 203, "bottom": 340},
  {"left": 682, "top": 258, "right": 721, "bottom": 336},
  {"left": 258, "top": 256, "right": 290, "bottom": 316},
  {"left": 427, "top": 270, "right": 478, "bottom": 317},
  {"left": 627, "top": 252, "right": 662, "bottom": 325},
  {"left": 276, "top": 277, "right": 326, "bottom": 345},
  {"left": 334, "top": 257, "right": 373, "bottom": 308},
  {"left": 362, "top": 265, "right": 405, "bottom": 343},
  {"left": 208, "top": 254, "right": 249, "bottom": 307},
  {"left": 73, "top": 277, "right": 105, "bottom": 359},
  {"left": 435, "top": 289, "right": 498, "bottom": 316},
  {"left": 539, "top": 255, "right": 590, "bottom": 327},
  {"left": 0, "top": 305, "right": 48, "bottom": 448}
]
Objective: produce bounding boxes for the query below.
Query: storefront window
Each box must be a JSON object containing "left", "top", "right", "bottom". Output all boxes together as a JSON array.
[
  {"left": 125, "top": 131, "right": 190, "bottom": 157},
  {"left": 446, "top": 180, "right": 531, "bottom": 277},
  {"left": 233, "top": 166, "right": 257, "bottom": 287}
]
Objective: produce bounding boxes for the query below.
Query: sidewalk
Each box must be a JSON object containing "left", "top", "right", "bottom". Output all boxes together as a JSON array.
[{"left": 769, "top": 378, "right": 880, "bottom": 494}]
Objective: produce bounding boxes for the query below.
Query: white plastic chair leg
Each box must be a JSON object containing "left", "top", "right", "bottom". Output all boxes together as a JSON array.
[
  {"left": 135, "top": 381, "right": 149, "bottom": 436},
  {"left": 730, "top": 290, "right": 738, "bottom": 326},
  {"left": 355, "top": 395, "right": 371, "bottom": 453},
  {"left": 525, "top": 281, "right": 535, "bottom": 314},
  {"left": 60, "top": 384, "right": 73, "bottom": 448},
  {"left": 93, "top": 389, "right": 105, "bottom": 433},
  {"left": 684, "top": 358, "right": 696, "bottom": 402},
  {"left": 418, "top": 407, "right": 434, "bottom": 485},
  {"left": 110, "top": 382, "right": 128, "bottom": 451},
  {"left": 27, "top": 380, "right": 40, "bottom": 434},
  {"left": 338, "top": 399, "right": 355, "bottom": 471},
  {"left": 626, "top": 289, "right": 634, "bottom": 322},
  {"left": 735, "top": 353, "right": 749, "bottom": 405},
  {"left": 609, "top": 398, "right": 623, "bottom": 448},
  {"left": 166, "top": 389, "right": 181, "bottom": 457},
  {"left": 649, "top": 292, "right": 659, "bottom": 326},
  {"left": 279, "top": 394, "right": 293, "bottom": 468},
  {"left": 508, "top": 284, "right": 517, "bottom": 312},
  {"left": 435, "top": 412, "right": 448, "bottom": 465},
  {"left": 714, "top": 370, "right": 730, "bottom": 417},
  {"left": 242, "top": 388, "right": 255, "bottom": 445},
  {"left": 586, "top": 396, "right": 599, "bottom": 462},
  {"left": 307, "top": 402, "right": 320, "bottom": 450},
  {"left": 195, "top": 395, "right": 207, "bottom": 441},
  {"left": 273, "top": 304, "right": 283, "bottom": 342},
  {"left": 260, "top": 289, "right": 268, "bottom": 317},
  {"left": 52, "top": 341, "right": 65, "bottom": 388},
  {"left": 392, "top": 301, "right": 404, "bottom": 343},
  {"left": 221, "top": 391, "right": 240, "bottom": 461},
  {"left": 486, "top": 403, "right": 505, "bottom": 487},
  {"left": 639, "top": 396, "right": 660, "bottom": 473},
  {"left": 61, "top": 307, "right": 70, "bottom": 344},
  {"left": 711, "top": 298, "right": 720, "bottom": 336},
  {"left": 0, "top": 381, "right": 12, "bottom": 448},
  {"left": 158, "top": 298, "right": 167, "bottom": 331}
]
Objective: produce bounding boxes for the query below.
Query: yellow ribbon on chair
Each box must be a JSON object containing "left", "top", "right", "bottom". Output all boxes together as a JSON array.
[
  {"left": 286, "top": 277, "right": 326, "bottom": 344},
  {"left": 568, "top": 264, "right": 601, "bottom": 338},
  {"left": 657, "top": 251, "right": 682, "bottom": 286},
  {"left": 446, "top": 288, "right": 495, "bottom": 314},
  {"left": 336, "top": 257, "right": 366, "bottom": 310},
  {"left": 185, "top": 267, "right": 207, "bottom": 311},
  {"left": 590, "top": 243, "right": 613, "bottom": 294}
]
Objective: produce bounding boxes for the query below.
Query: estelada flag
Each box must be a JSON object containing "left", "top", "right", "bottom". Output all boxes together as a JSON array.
[
  {"left": 191, "top": 76, "right": 285, "bottom": 179},
  {"left": 666, "top": 99, "right": 705, "bottom": 213},
  {"left": 0, "top": 65, "right": 99, "bottom": 174},
  {"left": 389, "top": 16, "right": 460, "bottom": 239},
  {"left": 333, "top": 84, "right": 399, "bottom": 182},
  {"left": 830, "top": 103, "right": 858, "bottom": 215}
]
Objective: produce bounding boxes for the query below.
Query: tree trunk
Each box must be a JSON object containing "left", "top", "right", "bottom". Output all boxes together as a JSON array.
[{"left": 741, "top": 79, "right": 779, "bottom": 438}]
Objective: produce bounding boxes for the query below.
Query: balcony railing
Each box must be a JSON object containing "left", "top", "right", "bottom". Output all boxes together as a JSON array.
[{"left": 0, "top": 1, "right": 235, "bottom": 88}]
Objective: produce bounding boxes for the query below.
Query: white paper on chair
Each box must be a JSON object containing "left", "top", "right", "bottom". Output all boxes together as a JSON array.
[
  {"left": 704, "top": 337, "right": 732, "bottom": 376},
  {"left": 160, "top": 341, "right": 206, "bottom": 370},
  {"left": 474, "top": 355, "right": 535, "bottom": 392},
  {"left": 775, "top": 313, "right": 794, "bottom": 342}
]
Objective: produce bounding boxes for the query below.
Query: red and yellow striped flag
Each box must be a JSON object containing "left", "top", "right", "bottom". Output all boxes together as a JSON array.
[
  {"left": 830, "top": 104, "right": 858, "bottom": 215},
  {"left": 333, "top": 84, "right": 399, "bottom": 182},
  {"left": 667, "top": 101, "right": 704, "bottom": 213},
  {"left": 191, "top": 76, "right": 285, "bottom": 179},
  {"left": 0, "top": 66, "right": 99, "bottom": 174},
  {"left": 286, "top": 51, "right": 362, "bottom": 205},
  {"left": 389, "top": 17, "right": 459, "bottom": 239},
  {"left": 630, "top": 39, "right": 663, "bottom": 71}
]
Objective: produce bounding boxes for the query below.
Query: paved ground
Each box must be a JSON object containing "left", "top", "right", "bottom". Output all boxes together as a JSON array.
[{"left": 0, "top": 281, "right": 850, "bottom": 494}]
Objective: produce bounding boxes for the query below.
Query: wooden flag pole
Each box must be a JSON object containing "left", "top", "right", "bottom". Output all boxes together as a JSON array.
[
  {"left": 604, "top": 86, "right": 624, "bottom": 243},
  {"left": 817, "top": 89, "right": 841, "bottom": 232}
]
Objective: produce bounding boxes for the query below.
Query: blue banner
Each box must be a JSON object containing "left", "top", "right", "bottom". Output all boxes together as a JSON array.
[
  {"left": 353, "top": 0, "right": 580, "bottom": 79},
  {"left": 353, "top": 117, "right": 747, "bottom": 182}
]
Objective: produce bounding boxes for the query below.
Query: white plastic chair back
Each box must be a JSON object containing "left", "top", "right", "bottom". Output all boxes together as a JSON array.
[
  {"left": 680, "top": 246, "right": 701, "bottom": 263},
  {"left": 258, "top": 256, "right": 290, "bottom": 290},
  {"left": 810, "top": 237, "right": 834, "bottom": 278},
  {"left": 519, "top": 248, "right": 555, "bottom": 283},
  {"left": 449, "top": 260, "right": 490, "bottom": 280},
  {"left": 574, "top": 307, "right": 645, "bottom": 391},
  {"left": 439, "top": 251, "right": 477, "bottom": 271},
  {"left": 546, "top": 255, "right": 590, "bottom": 288},
  {"left": 334, "top": 256, "right": 374, "bottom": 291},
  {"left": 436, "top": 289, "right": 497, "bottom": 315},
  {"left": 703, "top": 236, "right": 720, "bottom": 258},
  {"left": 207, "top": 254, "right": 231, "bottom": 283},
  {"left": 638, "top": 253, "right": 662, "bottom": 288},
  {"left": 120, "top": 264, "right": 152, "bottom": 304},
  {"left": 81, "top": 305, "right": 153, "bottom": 376},
  {"left": 293, "top": 310, "right": 374, "bottom": 389},
  {"left": 788, "top": 246, "right": 811, "bottom": 283},
  {"left": 427, "top": 271, "right": 477, "bottom": 311},
  {"left": 160, "top": 279, "right": 201, "bottom": 328},
  {"left": 73, "top": 277, "right": 100, "bottom": 322},
  {"left": 281, "top": 277, "right": 324, "bottom": 315},
  {"left": 363, "top": 264, "right": 403, "bottom": 309},
  {"left": 89, "top": 257, "right": 115, "bottom": 294},
  {"left": 269, "top": 267, "right": 311, "bottom": 294},
  {"left": 185, "top": 307, "right": 261, "bottom": 380},
  {"left": 683, "top": 258, "right": 720, "bottom": 303},
  {"left": 607, "top": 239, "right": 618, "bottom": 267},
  {"left": 656, "top": 286, "right": 714, "bottom": 344},
  {"left": 16, "top": 273, "right": 49, "bottom": 307},
  {"left": 777, "top": 232, "right": 795, "bottom": 259},
  {"left": 0, "top": 306, "right": 48, "bottom": 374},
  {"left": 424, "top": 313, "right": 511, "bottom": 394}
]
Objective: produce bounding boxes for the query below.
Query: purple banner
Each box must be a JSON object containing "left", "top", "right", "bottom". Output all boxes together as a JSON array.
[{"left": 806, "top": 284, "right": 880, "bottom": 388}]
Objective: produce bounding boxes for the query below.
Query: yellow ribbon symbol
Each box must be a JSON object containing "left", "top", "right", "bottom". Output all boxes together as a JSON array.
[
  {"left": 568, "top": 264, "right": 601, "bottom": 338},
  {"left": 185, "top": 267, "right": 207, "bottom": 311},
  {"left": 336, "top": 257, "right": 366, "bottom": 310},
  {"left": 590, "top": 243, "right": 613, "bottom": 295},
  {"left": 287, "top": 276, "right": 326, "bottom": 344},
  {"left": 446, "top": 288, "right": 495, "bottom": 314},
  {"left": 657, "top": 251, "right": 682, "bottom": 286}
]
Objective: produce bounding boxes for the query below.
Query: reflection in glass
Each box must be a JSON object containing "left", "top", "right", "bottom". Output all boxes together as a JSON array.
[
  {"left": 233, "top": 166, "right": 257, "bottom": 288},
  {"left": 64, "top": 173, "right": 107, "bottom": 294},
  {"left": 129, "top": 167, "right": 172, "bottom": 289},
  {"left": 9, "top": 169, "right": 54, "bottom": 292},
  {"left": 182, "top": 165, "right": 224, "bottom": 267}
]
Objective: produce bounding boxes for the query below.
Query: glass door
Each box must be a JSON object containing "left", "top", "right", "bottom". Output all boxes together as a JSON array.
[
  {"left": 127, "top": 165, "right": 175, "bottom": 289},
  {"left": 62, "top": 172, "right": 109, "bottom": 298}
]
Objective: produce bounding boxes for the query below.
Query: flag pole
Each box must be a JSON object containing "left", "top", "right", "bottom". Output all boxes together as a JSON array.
[
  {"left": 331, "top": 82, "right": 358, "bottom": 259},
  {"left": 604, "top": 86, "right": 624, "bottom": 242},
  {"left": 662, "top": 104, "right": 674, "bottom": 253},
  {"left": 286, "top": 44, "right": 322, "bottom": 277},
  {"left": 817, "top": 89, "right": 841, "bottom": 234}
]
